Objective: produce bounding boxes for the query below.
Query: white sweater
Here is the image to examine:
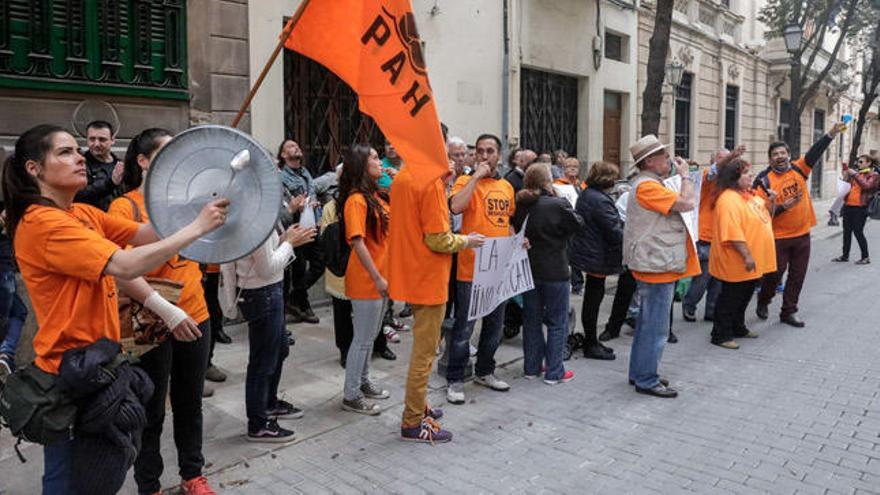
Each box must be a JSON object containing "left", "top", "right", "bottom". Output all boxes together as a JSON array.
[{"left": 234, "top": 230, "right": 295, "bottom": 289}]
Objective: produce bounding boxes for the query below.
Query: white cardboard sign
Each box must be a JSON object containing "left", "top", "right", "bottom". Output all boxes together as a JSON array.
[{"left": 467, "top": 220, "right": 535, "bottom": 321}]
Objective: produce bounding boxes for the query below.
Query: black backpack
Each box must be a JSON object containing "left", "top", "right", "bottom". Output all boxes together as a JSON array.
[
  {"left": 0, "top": 363, "right": 77, "bottom": 455},
  {"left": 321, "top": 205, "right": 351, "bottom": 277}
]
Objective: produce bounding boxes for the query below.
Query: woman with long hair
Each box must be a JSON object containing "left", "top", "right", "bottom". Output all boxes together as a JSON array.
[
  {"left": 709, "top": 158, "right": 777, "bottom": 350},
  {"left": 832, "top": 154, "right": 879, "bottom": 265},
  {"left": 2, "top": 125, "right": 227, "bottom": 493},
  {"left": 108, "top": 128, "right": 223, "bottom": 494},
  {"left": 571, "top": 161, "right": 630, "bottom": 361},
  {"left": 338, "top": 145, "right": 392, "bottom": 414},
  {"left": 512, "top": 164, "right": 583, "bottom": 384}
]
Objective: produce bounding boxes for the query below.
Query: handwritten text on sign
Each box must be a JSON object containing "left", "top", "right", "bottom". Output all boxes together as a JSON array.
[{"left": 468, "top": 225, "right": 535, "bottom": 321}]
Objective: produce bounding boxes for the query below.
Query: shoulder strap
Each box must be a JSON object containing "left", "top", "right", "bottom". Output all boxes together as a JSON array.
[
  {"left": 790, "top": 163, "right": 809, "bottom": 181},
  {"left": 753, "top": 167, "right": 772, "bottom": 191},
  {"left": 124, "top": 195, "right": 142, "bottom": 223}
]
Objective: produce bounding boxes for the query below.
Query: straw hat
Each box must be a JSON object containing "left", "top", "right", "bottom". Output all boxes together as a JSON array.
[{"left": 630, "top": 135, "right": 671, "bottom": 166}]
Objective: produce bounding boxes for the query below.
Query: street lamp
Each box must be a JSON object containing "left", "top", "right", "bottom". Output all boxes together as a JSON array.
[
  {"left": 665, "top": 60, "right": 686, "bottom": 157},
  {"left": 666, "top": 60, "right": 685, "bottom": 89},
  {"left": 783, "top": 23, "right": 803, "bottom": 54},
  {"left": 782, "top": 21, "right": 805, "bottom": 157}
]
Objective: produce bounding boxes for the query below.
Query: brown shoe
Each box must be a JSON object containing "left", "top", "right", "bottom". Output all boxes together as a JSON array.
[
  {"left": 714, "top": 340, "right": 739, "bottom": 350},
  {"left": 780, "top": 314, "right": 805, "bottom": 328}
]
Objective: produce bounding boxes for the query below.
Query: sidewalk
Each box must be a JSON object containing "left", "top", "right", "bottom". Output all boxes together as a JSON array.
[
  {"left": 0, "top": 197, "right": 852, "bottom": 493},
  {"left": 0, "top": 295, "right": 558, "bottom": 493}
]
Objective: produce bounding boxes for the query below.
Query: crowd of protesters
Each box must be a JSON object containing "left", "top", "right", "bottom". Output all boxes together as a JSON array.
[{"left": 0, "top": 114, "right": 875, "bottom": 493}]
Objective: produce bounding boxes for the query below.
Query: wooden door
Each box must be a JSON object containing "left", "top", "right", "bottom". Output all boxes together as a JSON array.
[{"left": 603, "top": 92, "right": 622, "bottom": 167}]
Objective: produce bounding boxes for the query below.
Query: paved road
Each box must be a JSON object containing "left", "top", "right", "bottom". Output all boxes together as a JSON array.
[
  {"left": 3, "top": 206, "right": 880, "bottom": 494},
  {"left": 209, "top": 214, "right": 880, "bottom": 494}
]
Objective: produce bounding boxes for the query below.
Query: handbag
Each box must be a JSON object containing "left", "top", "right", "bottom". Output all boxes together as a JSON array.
[
  {"left": 0, "top": 363, "right": 77, "bottom": 450},
  {"left": 868, "top": 193, "right": 880, "bottom": 220},
  {"left": 118, "top": 277, "right": 183, "bottom": 356}
]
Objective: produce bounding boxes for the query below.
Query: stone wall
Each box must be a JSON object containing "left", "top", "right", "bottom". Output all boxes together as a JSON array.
[
  {"left": 188, "top": 0, "right": 252, "bottom": 130},
  {"left": 3, "top": 1, "right": 252, "bottom": 366}
]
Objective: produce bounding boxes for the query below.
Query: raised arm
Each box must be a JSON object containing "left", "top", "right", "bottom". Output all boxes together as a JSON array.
[
  {"left": 670, "top": 158, "right": 696, "bottom": 213},
  {"left": 105, "top": 199, "right": 228, "bottom": 279},
  {"left": 803, "top": 122, "right": 843, "bottom": 169}
]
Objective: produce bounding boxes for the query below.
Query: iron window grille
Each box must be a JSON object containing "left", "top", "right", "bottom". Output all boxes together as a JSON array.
[
  {"left": 724, "top": 85, "right": 738, "bottom": 151},
  {"left": 283, "top": 48, "right": 385, "bottom": 176},
  {"left": 674, "top": 72, "right": 693, "bottom": 159},
  {"left": 520, "top": 68, "right": 578, "bottom": 156}
]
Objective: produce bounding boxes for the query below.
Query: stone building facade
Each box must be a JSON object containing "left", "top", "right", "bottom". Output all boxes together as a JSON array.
[
  {"left": 637, "top": 0, "right": 878, "bottom": 199},
  {"left": 0, "top": 0, "right": 251, "bottom": 364},
  {"left": 0, "top": 0, "right": 251, "bottom": 153},
  {"left": 248, "top": 0, "right": 640, "bottom": 173}
]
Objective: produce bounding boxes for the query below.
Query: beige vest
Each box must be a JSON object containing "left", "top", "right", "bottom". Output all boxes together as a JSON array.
[{"left": 623, "top": 172, "right": 688, "bottom": 274}]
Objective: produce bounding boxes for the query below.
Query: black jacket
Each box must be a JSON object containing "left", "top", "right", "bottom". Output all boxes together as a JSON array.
[
  {"left": 512, "top": 191, "right": 583, "bottom": 282},
  {"left": 58, "top": 338, "right": 154, "bottom": 495},
  {"left": 75, "top": 150, "right": 120, "bottom": 211},
  {"left": 504, "top": 168, "right": 525, "bottom": 193},
  {"left": 0, "top": 201, "right": 15, "bottom": 273},
  {"left": 570, "top": 187, "right": 624, "bottom": 275}
]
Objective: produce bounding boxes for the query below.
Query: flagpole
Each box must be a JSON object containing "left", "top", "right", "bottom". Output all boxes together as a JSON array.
[{"left": 231, "top": 0, "right": 312, "bottom": 129}]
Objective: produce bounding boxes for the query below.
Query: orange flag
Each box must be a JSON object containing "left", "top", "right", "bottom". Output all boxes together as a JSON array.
[{"left": 284, "top": 0, "right": 448, "bottom": 186}]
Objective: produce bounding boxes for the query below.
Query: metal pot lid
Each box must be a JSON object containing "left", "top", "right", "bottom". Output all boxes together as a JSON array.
[{"left": 145, "top": 125, "right": 281, "bottom": 264}]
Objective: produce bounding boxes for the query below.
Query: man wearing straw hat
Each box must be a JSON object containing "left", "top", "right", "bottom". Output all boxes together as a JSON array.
[{"left": 623, "top": 135, "right": 701, "bottom": 398}]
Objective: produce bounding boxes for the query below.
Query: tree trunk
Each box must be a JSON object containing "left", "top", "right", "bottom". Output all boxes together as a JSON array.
[
  {"left": 847, "top": 99, "right": 875, "bottom": 167},
  {"left": 640, "top": 0, "right": 675, "bottom": 136},
  {"left": 848, "top": 23, "right": 880, "bottom": 166}
]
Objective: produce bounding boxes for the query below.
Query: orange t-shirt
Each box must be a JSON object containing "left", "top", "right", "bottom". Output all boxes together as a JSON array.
[
  {"left": 755, "top": 158, "right": 816, "bottom": 239},
  {"left": 709, "top": 189, "right": 777, "bottom": 282},
  {"left": 697, "top": 167, "right": 719, "bottom": 242},
  {"left": 108, "top": 191, "right": 209, "bottom": 324},
  {"left": 343, "top": 192, "right": 390, "bottom": 300},
  {"left": 630, "top": 181, "right": 701, "bottom": 284},
  {"left": 845, "top": 176, "right": 864, "bottom": 206},
  {"left": 451, "top": 175, "right": 515, "bottom": 281},
  {"left": 388, "top": 171, "right": 453, "bottom": 305},
  {"left": 15, "top": 204, "right": 140, "bottom": 374}
]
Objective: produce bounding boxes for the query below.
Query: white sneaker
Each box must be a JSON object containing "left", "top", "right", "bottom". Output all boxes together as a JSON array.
[
  {"left": 475, "top": 374, "right": 510, "bottom": 392},
  {"left": 446, "top": 382, "right": 465, "bottom": 404},
  {"left": 382, "top": 325, "right": 400, "bottom": 343}
]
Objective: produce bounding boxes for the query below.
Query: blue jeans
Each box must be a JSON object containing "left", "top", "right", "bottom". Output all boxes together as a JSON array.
[
  {"left": 239, "top": 282, "right": 289, "bottom": 432},
  {"left": 522, "top": 281, "right": 570, "bottom": 380},
  {"left": 446, "top": 281, "right": 507, "bottom": 383},
  {"left": 0, "top": 271, "right": 27, "bottom": 357},
  {"left": 629, "top": 281, "right": 675, "bottom": 389},
  {"left": 43, "top": 437, "right": 73, "bottom": 494},
  {"left": 682, "top": 241, "right": 721, "bottom": 319}
]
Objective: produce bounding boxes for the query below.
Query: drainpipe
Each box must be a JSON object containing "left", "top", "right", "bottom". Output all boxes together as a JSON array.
[{"left": 502, "top": 0, "right": 511, "bottom": 165}]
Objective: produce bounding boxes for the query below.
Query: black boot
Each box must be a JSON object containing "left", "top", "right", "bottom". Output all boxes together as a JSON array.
[{"left": 214, "top": 327, "right": 232, "bottom": 345}]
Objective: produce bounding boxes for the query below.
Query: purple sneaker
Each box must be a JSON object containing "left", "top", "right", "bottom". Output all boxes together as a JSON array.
[{"left": 401, "top": 418, "right": 452, "bottom": 444}]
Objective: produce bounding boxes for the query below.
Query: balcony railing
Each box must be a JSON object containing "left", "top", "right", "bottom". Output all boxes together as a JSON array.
[{"left": 0, "top": 0, "right": 187, "bottom": 100}]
